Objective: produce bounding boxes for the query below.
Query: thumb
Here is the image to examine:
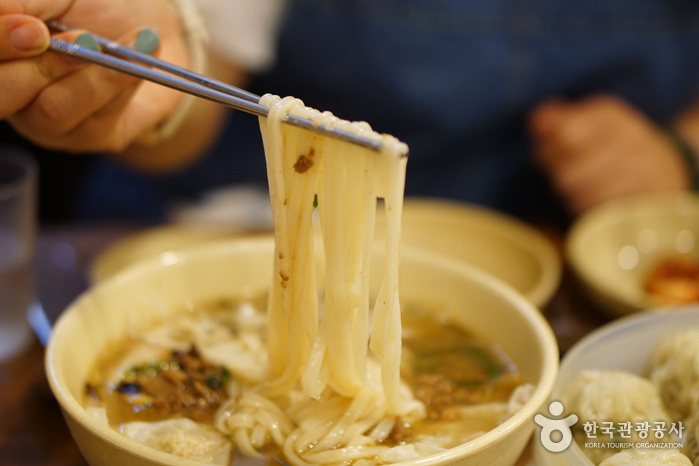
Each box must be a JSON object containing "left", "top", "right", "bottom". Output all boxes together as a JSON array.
[{"left": 0, "top": 15, "right": 50, "bottom": 58}]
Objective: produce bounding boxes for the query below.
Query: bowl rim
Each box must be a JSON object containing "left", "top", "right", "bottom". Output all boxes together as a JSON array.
[
  {"left": 559, "top": 304, "right": 699, "bottom": 375},
  {"left": 47, "top": 236, "right": 559, "bottom": 465}
]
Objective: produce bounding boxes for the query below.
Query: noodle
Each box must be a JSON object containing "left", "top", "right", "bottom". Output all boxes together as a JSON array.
[
  {"left": 245, "top": 94, "right": 414, "bottom": 462},
  {"left": 259, "top": 95, "right": 408, "bottom": 405}
]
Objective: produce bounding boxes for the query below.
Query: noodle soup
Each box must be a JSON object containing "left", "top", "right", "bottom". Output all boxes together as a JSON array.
[
  {"left": 83, "top": 295, "right": 530, "bottom": 465},
  {"left": 47, "top": 91, "right": 558, "bottom": 465}
]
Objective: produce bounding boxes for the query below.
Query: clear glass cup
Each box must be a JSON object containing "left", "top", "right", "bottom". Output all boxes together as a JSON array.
[{"left": 0, "top": 146, "right": 37, "bottom": 362}]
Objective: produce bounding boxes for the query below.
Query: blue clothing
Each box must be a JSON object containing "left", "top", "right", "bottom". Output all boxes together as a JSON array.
[{"left": 79, "top": 0, "right": 699, "bottom": 224}]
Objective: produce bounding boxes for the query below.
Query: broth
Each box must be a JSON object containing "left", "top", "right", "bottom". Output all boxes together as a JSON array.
[{"left": 84, "top": 296, "right": 525, "bottom": 464}]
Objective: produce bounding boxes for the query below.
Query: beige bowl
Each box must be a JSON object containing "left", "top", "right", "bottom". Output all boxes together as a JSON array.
[
  {"left": 88, "top": 224, "right": 242, "bottom": 283},
  {"left": 534, "top": 305, "right": 699, "bottom": 465},
  {"left": 566, "top": 192, "right": 699, "bottom": 316},
  {"left": 91, "top": 197, "right": 561, "bottom": 308},
  {"left": 47, "top": 236, "right": 558, "bottom": 465},
  {"left": 382, "top": 198, "right": 561, "bottom": 308}
]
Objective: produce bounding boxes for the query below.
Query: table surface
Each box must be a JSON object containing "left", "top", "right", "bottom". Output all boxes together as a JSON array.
[{"left": 0, "top": 222, "right": 614, "bottom": 466}]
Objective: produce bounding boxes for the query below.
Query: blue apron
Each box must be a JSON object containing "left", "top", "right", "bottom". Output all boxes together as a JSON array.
[{"left": 78, "top": 0, "right": 699, "bottom": 224}]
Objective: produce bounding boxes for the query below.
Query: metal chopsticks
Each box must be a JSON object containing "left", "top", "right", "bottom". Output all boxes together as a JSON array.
[{"left": 45, "top": 21, "right": 385, "bottom": 152}]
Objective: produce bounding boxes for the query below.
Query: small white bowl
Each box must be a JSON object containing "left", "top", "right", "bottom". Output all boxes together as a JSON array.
[
  {"left": 534, "top": 305, "right": 699, "bottom": 465},
  {"left": 48, "top": 236, "right": 559, "bottom": 466},
  {"left": 566, "top": 192, "right": 699, "bottom": 316}
]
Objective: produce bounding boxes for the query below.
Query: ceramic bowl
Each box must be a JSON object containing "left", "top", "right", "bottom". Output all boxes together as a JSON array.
[
  {"left": 380, "top": 197, "right": 561, "bottom": 308},
  {"left": 566, "top": 192, "right": 699, "bottom": 316},
  {"left": 47, "top": 236, "right": 558, "bottom": 465}
]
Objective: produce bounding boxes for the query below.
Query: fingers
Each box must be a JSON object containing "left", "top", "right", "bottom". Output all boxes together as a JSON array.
[
  {"left": 527, "top": 95, "right": 621, "bottom": 214},
  {"left": 529, "top": 95, "right": 627, "bottom": 168},
  {"left": 10, "top": 58, "right": 140, "bottom": 135},
  {"left": 0, "top": 29, "right": 101, "bottom": 119},
  {"left": 0, "top": 15, "right": 49, "bottom": 58},
  {"left": 11, "top": 79, "right": 180, "bottom": 153},
  {"left": 0, "top": 0, "right": 74, "bottom": 19},
  {"left": 4, "top": 25, "right": 176, "bottom": 152},
  {"left": 544, "top": 143, "right": 622, "bottom": 213},
  {"left": 528, "top": 97, "right": 568, "bottom": 136},
  {"left": 12, "top": 83, "right": 140, "bottom": 152}
]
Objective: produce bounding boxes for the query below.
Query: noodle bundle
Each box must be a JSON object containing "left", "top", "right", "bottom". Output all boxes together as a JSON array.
[{"left": 213, "top": 95, "right": 424, "bottom": 463}]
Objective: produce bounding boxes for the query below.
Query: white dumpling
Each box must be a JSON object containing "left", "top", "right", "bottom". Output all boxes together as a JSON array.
[
  {"left": 599, "top": 448, "right": 692, "bottom": 465},
  {"left": 646, "top": 328, "right": 699, "bottom": 421},
  {"left": 121, "top": 418, "right": 232, "bottom": 464},
  {"left": 682, "top": 408, "right": 699, "bottom": 465},
  {"left": 562, "top": 370, "right": 673, "bottom": 464}
]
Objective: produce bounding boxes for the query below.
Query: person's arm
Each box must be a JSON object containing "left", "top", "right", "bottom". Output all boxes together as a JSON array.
[
  {"left": 0, "top": 0, "right": 240, "bottom": 173},
  {"left": 528, "top": 94, "right": 691, "bottom": 215},
  {"left": 1, "top": 0, "right": 193, "bottom": 151},
  {"left": 1, "top": 0, "right": 284, "bottom": 173}
]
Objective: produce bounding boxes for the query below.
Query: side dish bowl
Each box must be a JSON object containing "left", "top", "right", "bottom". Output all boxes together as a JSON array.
[
  {"left": 48, "top": 236, "right": 558, "bottom": 465},
  {"left": 566, "top": 192, "right": 699, "bottom": 316}
]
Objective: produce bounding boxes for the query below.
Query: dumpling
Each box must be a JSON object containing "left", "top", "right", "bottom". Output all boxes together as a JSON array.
[
  {"left": 682, "top": 408, "right": 699, "bottom": 465},
  {"left": 121, "top": 418, "right": 232, "bottom": 464},
  {"left": 599, "top": 448, "right": 692, "bottom": 465},
  {"left": 562, "top": 370, "right": 674, "bottom": 464},
  {"left": 646, "top": 328, "right": 699, "bottom": 421}
]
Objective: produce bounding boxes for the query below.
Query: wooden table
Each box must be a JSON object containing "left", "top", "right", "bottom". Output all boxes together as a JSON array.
[{"left": 0, "top": 222, "right": 614, "bottom": 465}]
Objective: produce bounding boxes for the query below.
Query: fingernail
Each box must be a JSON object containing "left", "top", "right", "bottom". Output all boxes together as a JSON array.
[
  {"left": 75, "top": 33, "right": 100, "bottom": 52},
  {"left": 10, "top": 23, "right": 49, "bottom": 52},
  {"left": 134, "top": 28, "right": 160, "bottom": 54}
]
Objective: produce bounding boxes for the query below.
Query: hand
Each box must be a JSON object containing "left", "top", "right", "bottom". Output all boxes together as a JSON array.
[
  {"left": 0, "top": 0, "right": 190, "bottom": 153},
  {"left": 529, "top": 94, "right": 690, "bottom": 215}
]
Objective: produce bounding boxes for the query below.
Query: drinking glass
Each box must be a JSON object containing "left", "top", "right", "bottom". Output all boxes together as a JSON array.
[{"left": 0, "top": 147, "right": 37, "bottom": 362}]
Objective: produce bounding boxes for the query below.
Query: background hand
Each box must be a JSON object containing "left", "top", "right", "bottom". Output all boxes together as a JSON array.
[{"left": 529, "top": 94, "right": 690, "bottom": 215}]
